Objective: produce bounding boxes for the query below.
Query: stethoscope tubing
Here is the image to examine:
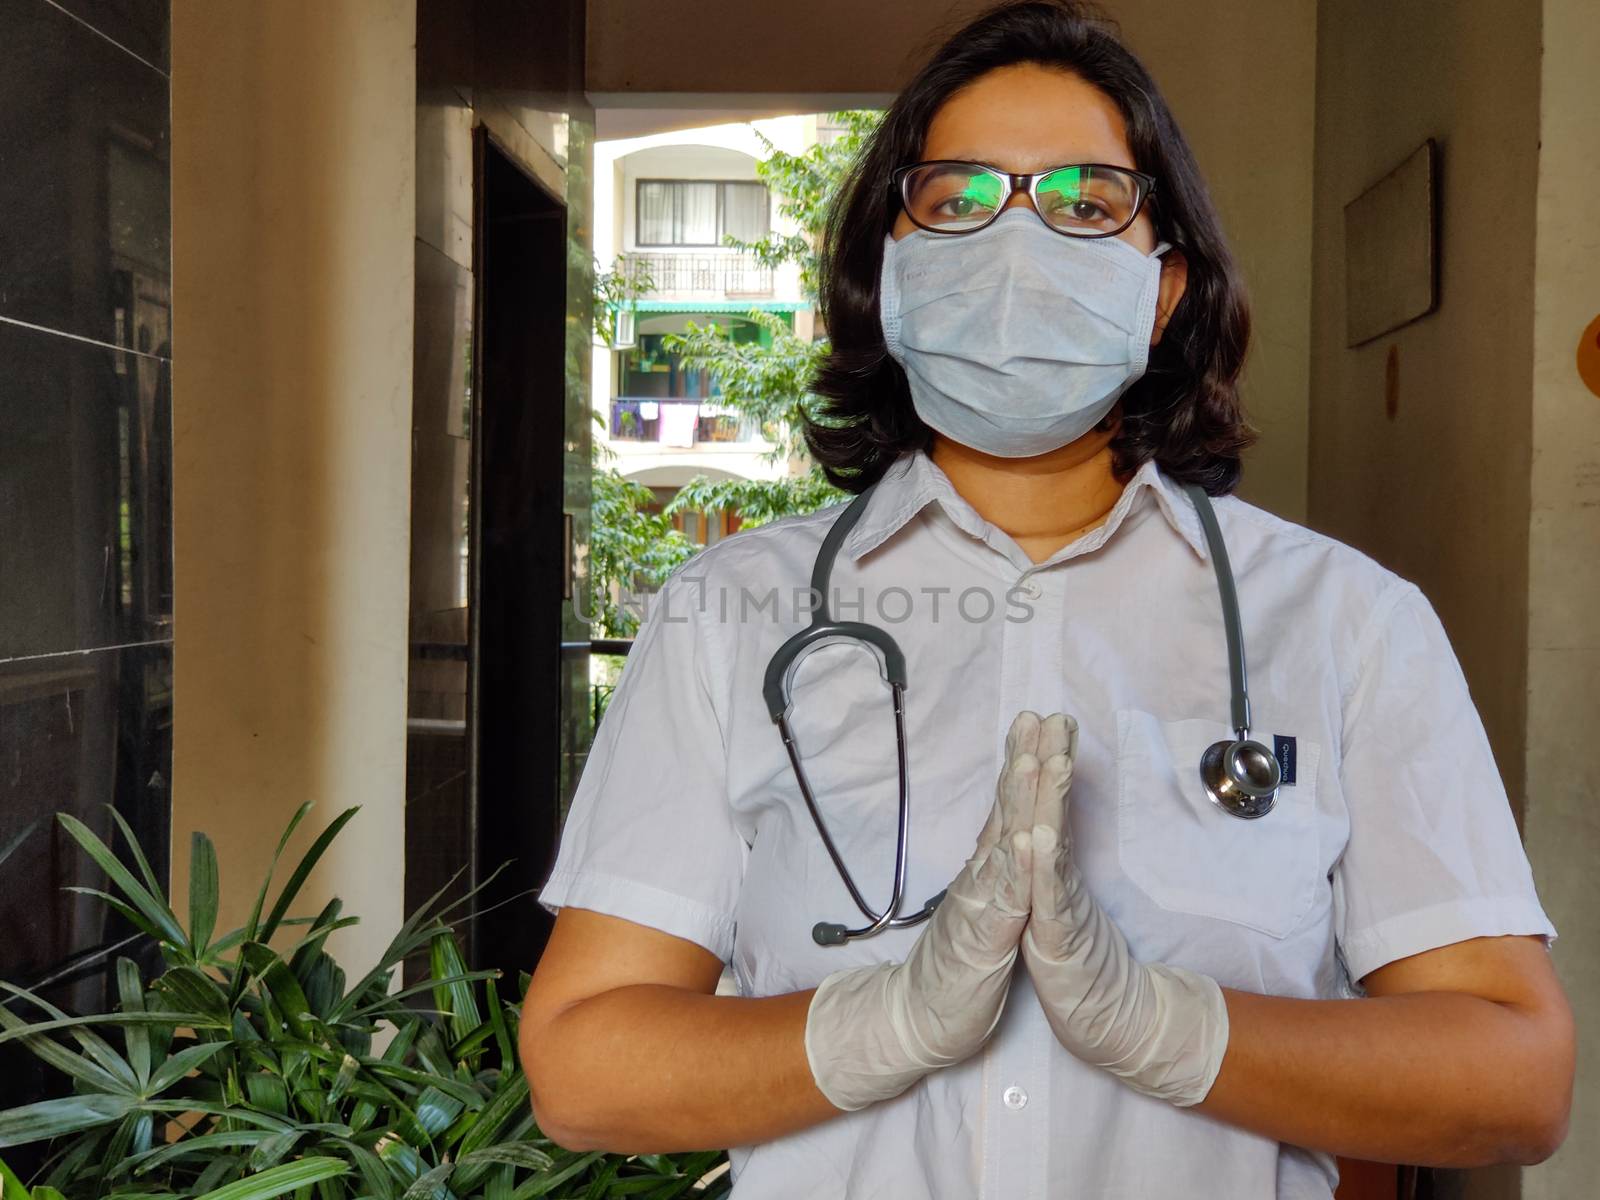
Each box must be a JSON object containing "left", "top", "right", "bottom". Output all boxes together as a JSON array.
[{"left": 769, "top": 474, "right": 1279, "bottom": 945}]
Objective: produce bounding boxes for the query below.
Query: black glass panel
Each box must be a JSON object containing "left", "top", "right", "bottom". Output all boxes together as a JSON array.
[
  {"left": 0, "top": 0, "right": 170, "bottom": 348},
  {"left": 0, "top": 319, "right": 174, "bottom": 661},
  {"left": 404, "top": 238, "right": 476, "bottom": 956},
  {"left": 0, "top": 638, "right": 172, "bottom": 1175},
  {"left": 49, "top": 0, "right": 170, "bottom": 74}
]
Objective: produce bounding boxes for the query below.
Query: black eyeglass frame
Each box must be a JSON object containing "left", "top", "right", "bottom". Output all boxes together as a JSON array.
[{"left": 889, "top": 160, "right": 1160, "bottom": 240}]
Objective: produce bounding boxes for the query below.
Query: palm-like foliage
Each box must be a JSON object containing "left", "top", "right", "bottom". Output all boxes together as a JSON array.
[
  {"left": 587, "top": 438, "right": 698, "bottom": 639},
  {"left": 0, "top": 807, "right": 730, "bottom": 1200}
]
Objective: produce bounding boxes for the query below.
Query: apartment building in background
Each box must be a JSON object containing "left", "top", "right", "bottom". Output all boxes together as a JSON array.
[{"left": 591, "top": 115, "right": 831, "bottom": 546}]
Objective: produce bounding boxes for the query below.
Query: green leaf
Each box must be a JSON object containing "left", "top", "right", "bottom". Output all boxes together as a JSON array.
[
  {"left": 240, "top": 944, "right": 314, "bottom": 1041},
  {"left": 286, "top": 900, "right": 347, "bottom": 981},
  {"left": 354, "top": 1061, "right": 482, "bottom": 1110},
  {"left": 116, "top": 958, "right": 151, "bottom": 1086},
  {"left": 1, "top": 1153, "right": 33, "bottom": 1200},
  {"left": 105, "top": 807, "right": 167, "bottom": 910},
  {"left": 0, "top": 1093, "right": 135, "bottom": 1148},
  {"left": 581, "top": 1156, "right": 620, "bottom": 1199},
  {"left": 348, "top": 1023, "right": 416, "bottom": 1133},
  {"left": 259, "top": 807, "right": 360, "bottom": 945},
  {"left": 409, "top": 1027, "right": 452, "bottom": 1081},
  {"left": 154, "top": 965, "right": 232, "bottom": 1023},
  {"left": 191, "top": 1156, "right": 348, "bottom": 1200},
  {"left": 190, "top": 831, "right": 220, "bottom": 956},
  {"left": 376, "top": 1140, "right": 422, "bottom": 1185},
  {"left": 484, "top": 978, "right": 515, "bottom": 1070},
  {"left": 41, "top": 1132, "right": 103, "bottom": 1191},
  {"left": 246, "top": 1128, "right": 304, "bottom": 1172},
  {"left": 0, "top": 980, "right": 140, "bottom": 1092},
  {"left": 102, "top": 1110, "right": 156, "bottom": 1182},
  {"left": 399, "top": 1162, "right": 453, "bottom": 1200},
  {"left": 56, "top": 814, "right": 188, "bottom": 950},
  {"left": 412, "top": 1086, "right": 463, "bottom": 1139},
  {"left": 244, "top": 1072, "right": 290, "bottom": 1117},
  {"left": 241, "top": 803, "right": 313, "bottom": 945},
  {"left": 298, "top": 953, "right": 343, "bottom": 1024},
  {"left": 635, "top": 1150, "right": 730, "bottom": 1200},
  {"left": 348, "top": 971, "right": 497, "bottom": 1021},
  {"left": 145, "top": 1039, "right": 232, "bottom": 1095},
  {"left": 454, "top": 1073, "right": 529, "bottom": 1159},
  {"left": 322, "top": 1140, "right": 394, "bottom": 1200},
  {"left": 428, "top": 934, "right": 480, "bottom": 1046},
  {"left": 0, "top": 1010, "right": 224, "bottom": 1058},
  {"left": 61, "top": 886, "right": 164, "bottom": 941},
  {"left": 126, "top": 1130, "right": 271, "bottom": 1176},
  {"left": 509, "top": 1150, "right": 605, "bottom": 1200},
  {"left": 325, "top": 1052, "right": 359, "bottom": 1107},
  {"left": 137, "top": 1100, "right": 295, "bottom": 1134},
  {"left": 194, "top": 1154, "right": 244, "bottom": 1194},
  {"left": 0, "top": 997, "right": 133, "bottom": 1095},
  {"left": 456, "top": 1144, "right": 554, "bottom": 1172}
]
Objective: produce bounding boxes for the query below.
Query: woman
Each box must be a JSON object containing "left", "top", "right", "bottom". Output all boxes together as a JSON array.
[{"left": 522, "top": 2, "right": 1573, "bottom": 1195}]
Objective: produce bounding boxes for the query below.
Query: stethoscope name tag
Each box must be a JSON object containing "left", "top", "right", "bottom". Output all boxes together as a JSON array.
[{"left": 1273, "top": 735, "right": 1297, "bottom": 787}]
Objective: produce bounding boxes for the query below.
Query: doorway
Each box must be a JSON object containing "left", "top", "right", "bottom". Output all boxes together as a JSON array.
[{"left": 404, "top": 130, "right": 569, "bottom": 980}]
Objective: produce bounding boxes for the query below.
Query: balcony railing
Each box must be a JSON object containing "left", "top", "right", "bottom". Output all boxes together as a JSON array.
[
  {"left": 630, "top": 252, "right": 773, "bottom": 298},
  {"left": 609, "top": 398, "right": 763, "bottom": 446}
]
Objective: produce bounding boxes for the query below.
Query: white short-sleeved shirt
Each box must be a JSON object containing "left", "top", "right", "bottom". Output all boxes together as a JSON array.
[{"left": 539, "top": 448, "right": 1557, "bottom": 1199}]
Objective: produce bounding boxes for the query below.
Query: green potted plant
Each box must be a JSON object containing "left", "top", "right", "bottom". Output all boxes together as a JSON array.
[{"left": 0, "top": 806, "right": 730, "bottom": 1199}]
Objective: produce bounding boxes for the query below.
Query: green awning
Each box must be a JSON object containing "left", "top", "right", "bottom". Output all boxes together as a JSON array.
[{"left": 631, "top": 300, "right": 806, "bottom": 313}]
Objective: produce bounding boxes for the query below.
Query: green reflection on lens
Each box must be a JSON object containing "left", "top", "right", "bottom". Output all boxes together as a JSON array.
[
  {"left": 962, "top": 171, "right": 1003, "bottom": 209},
  {"left": 1037, "top": 167, "right": 1084, "bottom": 206}
]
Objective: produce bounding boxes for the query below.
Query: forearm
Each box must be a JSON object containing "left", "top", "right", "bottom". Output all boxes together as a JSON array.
[
  {"left": 1195, "top": 987, "right": 1564, "bottom": 1166},
  {"left": 525, "top": 984, "right": 842, "bottom": 1154}
]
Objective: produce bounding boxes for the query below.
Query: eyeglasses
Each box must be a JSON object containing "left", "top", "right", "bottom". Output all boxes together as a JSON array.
[{"left": 890, "top": 160, "right": 1158, "bottom": 239}]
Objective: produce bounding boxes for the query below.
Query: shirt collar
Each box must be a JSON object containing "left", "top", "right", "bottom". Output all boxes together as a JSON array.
[{"left": 842, "top": 448, "right": 1211, "bottom": 566}]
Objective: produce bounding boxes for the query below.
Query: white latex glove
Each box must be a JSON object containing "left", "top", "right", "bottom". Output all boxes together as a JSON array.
[
  {"left": 1021, "top": 713, "right": 1232, "bottom": 1107},
  {"left": 803, "top": 711, "right": 1047, "bottom": 1111}
]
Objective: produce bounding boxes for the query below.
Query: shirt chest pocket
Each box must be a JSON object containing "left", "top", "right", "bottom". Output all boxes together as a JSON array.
[{"left": 1114, "top": 707, "right": 1321, "bottom": 939}]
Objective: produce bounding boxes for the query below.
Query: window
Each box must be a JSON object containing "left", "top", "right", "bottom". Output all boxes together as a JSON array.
[
  {"left": 645, "top": 487, "right": 745, "bottom": 547},
  {"left": 636, "top": 179, "right": 771, "bottom": 247}
]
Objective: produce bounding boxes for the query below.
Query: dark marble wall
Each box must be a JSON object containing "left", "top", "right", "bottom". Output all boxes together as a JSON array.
[{"left": 0, "top": 0, "right": 173, "bottom": 1139}]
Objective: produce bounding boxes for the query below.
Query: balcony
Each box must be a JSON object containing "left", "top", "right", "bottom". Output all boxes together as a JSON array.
[
  {"left": 609, "top": 398, "right": 764, "bottom": 445},
  {"left": 630, "top": 252, "right": 774, "bottom": 299}
]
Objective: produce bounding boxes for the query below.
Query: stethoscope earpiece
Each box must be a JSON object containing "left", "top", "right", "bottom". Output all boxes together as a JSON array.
[{"left": 812, "top": 922, "right": 850, "bottom": 946}]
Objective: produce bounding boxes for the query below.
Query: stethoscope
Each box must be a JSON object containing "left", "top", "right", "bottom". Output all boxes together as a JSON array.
[{"left": 762, "top": 477, "right": 1283, "bottom": 946}]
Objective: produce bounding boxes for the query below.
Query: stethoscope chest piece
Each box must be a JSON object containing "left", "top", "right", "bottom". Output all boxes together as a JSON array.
[{"left": 1199, "top": 736, "right": 1280, "bottom": 819}]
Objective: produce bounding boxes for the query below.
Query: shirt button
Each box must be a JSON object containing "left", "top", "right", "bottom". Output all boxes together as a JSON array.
[
  {"left": 1017, "top": 577, "right": 1042, "bottom": 600},
  {"left": 1002, "top": 1085, "right": 1028, "bottom": 1110}
]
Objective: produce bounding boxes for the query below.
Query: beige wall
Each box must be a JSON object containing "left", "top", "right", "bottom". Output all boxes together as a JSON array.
[
  {"left": 170, "top": 0, "right": 417, "bottom": 977},
  {"left": 587, "top": 0, "right": 1318, "bottom": 520},
  {"left": 1307, "top": 0, "right": 1541, "bottom": 821},
  {"left": 1523, "top": 0, "right": 1600, "bottom": 1192},
  {"left": 1311, "top": 0, "right": 1598, "bottom": 1193}
]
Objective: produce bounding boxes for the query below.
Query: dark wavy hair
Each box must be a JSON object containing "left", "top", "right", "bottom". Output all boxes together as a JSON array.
[{"left": 804, "top": 0, "right": 1256, "bottom": 495}]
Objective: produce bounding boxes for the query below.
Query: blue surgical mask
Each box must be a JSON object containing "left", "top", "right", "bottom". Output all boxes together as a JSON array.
[{"left": 879, "top": 206, "right": 1171, "bottom": 458}]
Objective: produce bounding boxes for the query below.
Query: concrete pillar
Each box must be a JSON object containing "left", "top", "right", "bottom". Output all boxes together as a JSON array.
[{"left": 169, "top": 0, "right": 417, "bottom": 978}]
